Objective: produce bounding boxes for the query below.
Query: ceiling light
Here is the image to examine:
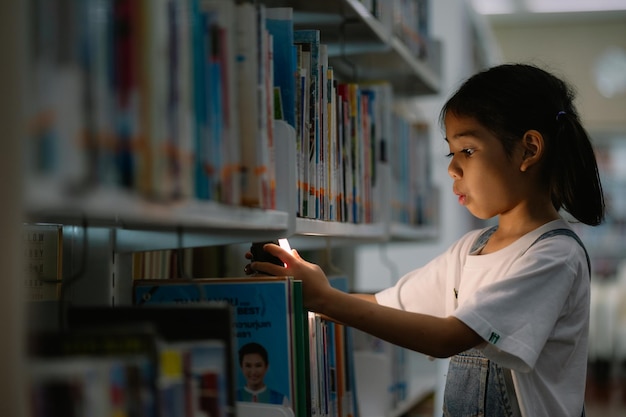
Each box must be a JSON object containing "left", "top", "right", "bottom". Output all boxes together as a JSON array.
[
  {"left": 470, "top": 0, "right": 518, "bottom": 15},
  {"left": 526, "top": 0, "right": 626, "bottom": 13}
]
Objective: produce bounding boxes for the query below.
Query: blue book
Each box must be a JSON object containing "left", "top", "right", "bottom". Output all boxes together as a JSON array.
[
  {"left": 207, "top": 23, "right": 223, "bottom": 202},
  {"left": 266, "top": 8, "right": 296, "bottom": 129}
]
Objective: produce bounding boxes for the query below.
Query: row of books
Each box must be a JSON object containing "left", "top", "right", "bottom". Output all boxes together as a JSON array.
[
  {"left": 27, "top": 274, "right": 360, "bottom": 417},
  {"left": 131, "top": 245, "right": 229, "bottom": 282},
  {"left": 29, "top": 304, "right": 235, "bottom": 417},
  {"left": 132, "top": 275, "right": 360, "bottom": 417},
  {"left": 25, "top": 0, "right": 437, "bottom": 228},
  {"left": 26, "top": 0, "right": 278, "bottom": 209},
  {"left": 389, "top": 120, "right": 438, "bottom": 227}
]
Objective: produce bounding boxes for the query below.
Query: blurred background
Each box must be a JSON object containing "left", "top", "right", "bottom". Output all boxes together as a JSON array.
[{"left": 0, "top": 1, "right": 624, "bottom": 416}]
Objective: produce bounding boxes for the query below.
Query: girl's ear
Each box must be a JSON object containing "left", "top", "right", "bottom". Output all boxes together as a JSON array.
[{"left": 520, "top": 130, "right": 544, "bottom": 172}]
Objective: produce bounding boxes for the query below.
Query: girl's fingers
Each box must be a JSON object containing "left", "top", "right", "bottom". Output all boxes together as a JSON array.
[{"left": 250, "top": 261, "right": 287, "bottom": 276}]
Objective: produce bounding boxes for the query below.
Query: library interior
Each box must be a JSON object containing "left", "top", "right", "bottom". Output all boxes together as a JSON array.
[{"left": 1, "top": 1, "right": 625, "bottom": 417}]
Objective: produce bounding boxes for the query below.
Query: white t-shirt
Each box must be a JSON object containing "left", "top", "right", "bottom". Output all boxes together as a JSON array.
[{"left": 375, "top": 219, "right": 589, "bottom": 417}]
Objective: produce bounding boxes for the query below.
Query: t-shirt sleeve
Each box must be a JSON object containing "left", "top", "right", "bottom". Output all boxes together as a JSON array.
[
  {"left": 453, "top": 238, "right": 587, "bottom": 372},
  {"left": 375, "top": 248, "right": 453, "bottom": 317}
]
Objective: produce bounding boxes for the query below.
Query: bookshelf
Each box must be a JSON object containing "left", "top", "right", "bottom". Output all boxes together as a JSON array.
[
  {"left": 11, "top": 1, "right": 442, "bottom": 416},
  {"left": 262, "top": 0, "right": 441, "bottom": 96}
]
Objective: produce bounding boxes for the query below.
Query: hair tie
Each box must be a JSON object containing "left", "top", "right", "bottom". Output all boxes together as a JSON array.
[{"left": 556, "top": 111, "right": 567, "bottom": 121}]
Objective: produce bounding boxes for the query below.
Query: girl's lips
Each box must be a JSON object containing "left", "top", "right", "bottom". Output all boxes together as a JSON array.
[{"left": 453, "top": 188, "right": 467, "bottom": 205}]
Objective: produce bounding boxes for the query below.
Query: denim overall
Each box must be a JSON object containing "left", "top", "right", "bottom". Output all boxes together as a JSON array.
[{"left": 442, "top": 227, "right": 590, "bottom": 417}]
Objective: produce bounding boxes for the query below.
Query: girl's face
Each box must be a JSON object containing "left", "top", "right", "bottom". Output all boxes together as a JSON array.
[
  {"left": 241, "top": 353, "right": 268, "bottom": 390},
  {"left": 445, "top": 113, "right": 527, "bottom": 220}
]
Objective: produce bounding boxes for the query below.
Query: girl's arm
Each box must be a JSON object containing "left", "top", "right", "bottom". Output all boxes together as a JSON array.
[
  {"left": 252, "top": 244, "right": 484, "bottom": 358},
  {"left": 351, "top": 293, "right": 378, "bottom": 303}
]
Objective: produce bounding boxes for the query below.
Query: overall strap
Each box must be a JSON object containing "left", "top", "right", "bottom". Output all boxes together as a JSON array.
[
  {"left": 522, "top": 228, "right": 591, "bottom": 275},
  {"left": 470, "top": 225, "right": 498, "bottom": 253}
]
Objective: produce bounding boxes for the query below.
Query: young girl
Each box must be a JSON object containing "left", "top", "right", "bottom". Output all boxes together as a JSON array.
[{"left": 248, "top": 64, "right": 605, "bottom": 417}]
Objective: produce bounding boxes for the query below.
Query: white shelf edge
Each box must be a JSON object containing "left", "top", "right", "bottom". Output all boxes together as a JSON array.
[
  {"left": 25, "top": 182, "right": 290, "bottom": 232},
  {"left": 295, "top": 217, "right": 388, "bottom": 240},
  {"left": 390, "top": 223, "right": 439, "bottom": 241}
]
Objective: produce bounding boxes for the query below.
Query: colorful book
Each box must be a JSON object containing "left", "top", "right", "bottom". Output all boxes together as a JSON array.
[
  {"left": 112, "top": 0, "right": 140, "bottom": 190},
  {"left": 318, "top": 44, "right": 328, "bottom": 220},
  {"left": 261, "top": 13, "right": 276, "bottom": 210},
  {"left": 236, "top": 3, "right": 262, "bottom": 208},
  {"left": 134, "top": 0, "right": 164, "bottom": 200},
  {"left": 336, "top": 84, "right": 355, "bottom": 223},
  {"left": 26, "top": 0, "right": 89, "bottom": 191},
  {"left": 79, "top": 0, "right": 117, "bottom": 188},
  {"left": 297, "top": 63, "right": 310, "bottom": 218},
  {"left": 165, "top": 0, "right": 195, "bottom": 201},
  {"left": 189, "top": 0, "right": 214, "bottom": 200},
  {"left": 203, "top": 0, "right": 241, "bottom": 205}
]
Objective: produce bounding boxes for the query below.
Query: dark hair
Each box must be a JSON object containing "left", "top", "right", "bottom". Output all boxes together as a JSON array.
[
  {"left": 238, "top": 342, "right": 268, "bottom": 366},
  {"left": 440, "top": 63, "right": 605, "bottom": 226}
]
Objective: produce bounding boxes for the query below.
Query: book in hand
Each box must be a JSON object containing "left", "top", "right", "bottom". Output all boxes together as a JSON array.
[
  {"left": 249, "top": 240, "right": 284, "bottom": 271},
  {"left": 133, "top": 276, "right": 309, "bottom": 417}
]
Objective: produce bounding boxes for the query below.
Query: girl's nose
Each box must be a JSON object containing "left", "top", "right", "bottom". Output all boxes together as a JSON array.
[{"left": 448, "top": 158, "right": 461, "bottom": 179}]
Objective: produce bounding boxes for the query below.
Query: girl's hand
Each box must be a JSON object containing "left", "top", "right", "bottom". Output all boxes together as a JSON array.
[{"left": 249, "top": 243, "right": 332, "bottom": 312}]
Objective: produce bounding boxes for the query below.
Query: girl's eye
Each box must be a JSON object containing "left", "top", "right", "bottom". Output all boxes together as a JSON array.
[{"left": 445, "top": 148, "right": 475, "bottom": 158}]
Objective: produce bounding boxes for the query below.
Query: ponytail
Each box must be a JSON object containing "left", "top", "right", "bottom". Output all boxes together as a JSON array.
[{"left": 549, "top": 112, "right": 605, "bottom": 225}]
